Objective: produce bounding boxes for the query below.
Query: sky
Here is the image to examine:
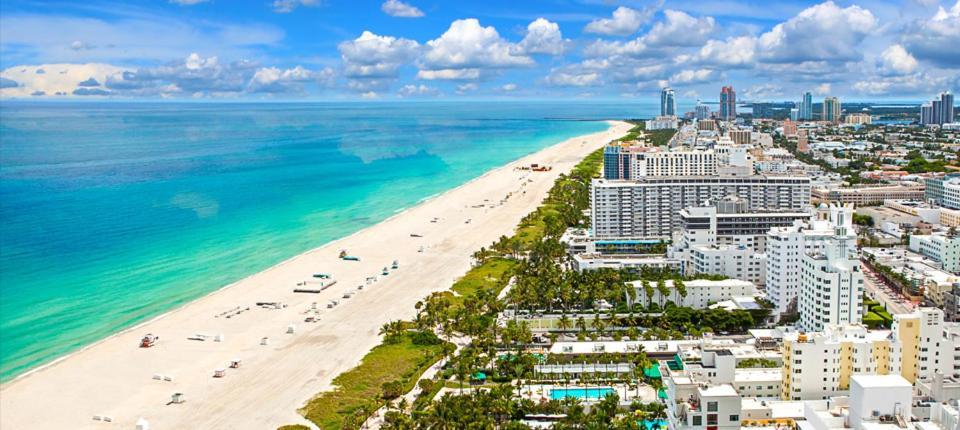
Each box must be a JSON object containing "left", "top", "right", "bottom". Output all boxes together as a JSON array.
[{"left": 0, "top": 0, "right": 958, "bottom": 102}]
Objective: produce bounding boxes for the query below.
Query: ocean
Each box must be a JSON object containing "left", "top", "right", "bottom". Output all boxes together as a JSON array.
[{"left": 0, "top": 101, "right": 665, "bottom": 380}]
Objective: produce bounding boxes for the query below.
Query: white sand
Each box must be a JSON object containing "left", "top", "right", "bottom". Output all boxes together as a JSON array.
[{"left": 0, "top": 121, "right": 630, "bottom": 430}]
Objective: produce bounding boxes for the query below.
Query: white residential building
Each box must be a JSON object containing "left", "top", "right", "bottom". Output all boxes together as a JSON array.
[
  {"left": 891, "top": 308, "right": 960, "bottom": 383},
  {"left": 625, "top": 279, "right": 757, "bottom": 309},
  {"left": 908, "top": 233, "right": 960, "bottom": 273},
  {"left": 780, "top": 325, "right": 901, "bottom": 401},
  {"left": 646, "top": 115, "right": 679, "bottom": 130},
  {"left": 797, "top": 213, "right": 863, "bottom": 331},
  {"left": 689, "top": 245, "right": 767, "bottom": 285},
  {"left": 632, "top": 150, "right": 718, "bottom": 177},
  {"left": 590, "top": 176, "right": 811, "bottom": 239},
  {"left": 766, "top": 204, "right": 855, "bottom": 315}
]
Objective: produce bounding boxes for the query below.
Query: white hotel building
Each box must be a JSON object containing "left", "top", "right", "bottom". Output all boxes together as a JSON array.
[
  {"left": 797, "top": 226, "right": 863, "bottom": 332},
  {"left": 766, "top": 204, "right": 855, "bottom": 315},
  {"left": 590, "top": 176, "right": 811, "bottom": 239}
]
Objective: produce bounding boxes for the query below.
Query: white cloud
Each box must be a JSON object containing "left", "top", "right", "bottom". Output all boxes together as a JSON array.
[
  {"left": 501, "top": 83, "right": 517, "bottom": 91},
  {"left": 0, "top": 13, "right": 284, "bottom": 65},
  {"left": 456, "top": 83, "right": 478, "bottom": 93},
  {"left": 246, "top": 65, "right": 322, "bottom": 93},
  {"left": 272, "top": 0, "right": 321, "bottom": 13},
  {"left": 878, "top": 44, "right": 918, "bottom": 75},
  {"left": 695, "top": 36, "right": 756, "bottom": 67},
  {"left": 742, "top": 83, "right": 783, "bottom": 100},
  {"left": 756, "top": 1, "right": 877, "bottom": 63},
  {"left": 545, "top": 66, "right": 601, "bottom": 87},
  {"left": 416, "top": 68, "right": 480, "bottom": 80},
  {"left": 338, "top": 31, "right": 420, "bottom": 79},
  {"left": 584, "top": 6, "right": 652, "bottom": 36},
  {"left": 381, "top": 0, "right": 424, "bottom": 18},
  {"left": 902, "top": 1, "right": 960, "bottom": 67},
  {"left": 397, "top": 84, "right": 438, "bottom": 97},
  {"left": 0, "top": 63, "right": 127, "bottom": 98},
  {"left": 669, "top": 69, "right": 714, "bottom": 84},
  {"left": 814, "top": 83, "right": 832, "bottom": 95},
  {"left": 515, "top": 18, "right": 566, "bottom": 55},
  {"left": 361, "top": 91, "right": 379, "bottom": 99},
  {"left": 642, "top": 10, "right": 715, "bottom": 47},
  {"left": 419, "top": 19, "right": 532, "bottom": 80},
  {"left": 583, "top": 38, "right": 651, "bottom": 58}
]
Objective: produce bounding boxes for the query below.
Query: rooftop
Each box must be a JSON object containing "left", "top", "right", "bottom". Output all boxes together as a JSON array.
[{"left": 851, "top": 374, "right": 912, "bottom": 389}]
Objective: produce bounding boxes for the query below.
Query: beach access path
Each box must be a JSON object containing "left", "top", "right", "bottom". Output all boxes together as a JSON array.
[{"left": 0, "top": 120, "right": 631, "bottom": 430}]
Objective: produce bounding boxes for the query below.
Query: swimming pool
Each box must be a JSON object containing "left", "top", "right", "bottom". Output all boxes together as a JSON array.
[{"left": 549, "top": 387, "right": 615, "bottom": 400}]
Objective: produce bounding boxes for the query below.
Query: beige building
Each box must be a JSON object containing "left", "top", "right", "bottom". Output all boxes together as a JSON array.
[{"left": 812, "top": 184, "right": 925, "bottom": 205}]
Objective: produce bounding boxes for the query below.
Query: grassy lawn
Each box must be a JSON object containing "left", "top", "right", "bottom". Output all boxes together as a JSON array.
[
  {"left": 451, "top": 257, "right": 518, "bottom": 299},
  {"left": 297, "top": 332, "right": 447, "bottom": 430}
]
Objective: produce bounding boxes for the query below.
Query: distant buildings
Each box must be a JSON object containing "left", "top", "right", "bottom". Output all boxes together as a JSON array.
[
  {"left": 646, "top": 115, "right": 679, "bottom": 130},
  {"left": 921, "top": 91, "right": 956, "bottom": 126},
  {"left": 925, "top": 174, "right": 960, "bottom": 209},
  {"left": 822, "top": 96, "right": 842, "bottom": 123},
  {"left": 799, "top": 91, "right": 813, "bottom": 120},
  {"left": 661, "top": 87, "right": 676, "bottom": 117},
  {"left": 844, "top": 112, "right": 872, "bottom": 125},
  {"left": 695, "top": 100, "right": 710, "bottom": 120},
  {"left": 797, "top": 129, "right": 810, "bottom": 153},
  {"left": 908, "top": 233, "right": 960, "bottom": 273},
  {"left": 812, "top": 184, "right": 925, "bottom": 205},
  {"left": 720, "top": 86, "right": 736, "bottom": 121}
]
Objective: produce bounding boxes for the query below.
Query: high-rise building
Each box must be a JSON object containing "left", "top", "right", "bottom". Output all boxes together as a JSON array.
[
  {"left": 942, "top": 91, "right": 955, "bottom": 124},
  {"left": 782, "top": 119, "right": 798, "bottom": 137},
  {"left": 921, "top": 103, "right": 934, "bottom": 125},
  {"left": 766, "top": 204, "right": 855, "bottom": 315},
  {"left": 798, "top": 207, "right": 863, "bottom": 332},
  {"left": 695, "top": 101, "right": 711, "bottom": 120},
  {"left": 822, "top": 96, "right": 841, "bottom": 123},
  {"left": 799, "top": 91, "right": 813, "bottom": 120},
  {"left": 720, "top": 86, "right": 736, "bottom": 121},
  {"left": 661, "top": 87, "right": 676, "bottom": 116},
  {"left": 797, "top": 129, "right": 809, "bottom": 153},
  {"left": 590, "top": 176, "right": 811, "bottom": 239},
  {"left": 920, "top": 92, "right": 955, "bottom": 125}
]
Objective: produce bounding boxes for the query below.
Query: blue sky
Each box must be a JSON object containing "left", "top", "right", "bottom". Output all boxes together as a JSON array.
[{"left": 0, "top": 0, "right": 958, "bottom": 101}]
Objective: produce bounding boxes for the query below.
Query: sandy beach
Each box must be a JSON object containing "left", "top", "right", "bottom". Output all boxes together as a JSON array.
[{"left": 0, "top": 120, "right": 630, "bottom": 430}]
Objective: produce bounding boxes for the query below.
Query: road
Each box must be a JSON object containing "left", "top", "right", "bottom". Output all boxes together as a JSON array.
[{"left": 861, "top": 261, "right": 915, "bottom": 315}]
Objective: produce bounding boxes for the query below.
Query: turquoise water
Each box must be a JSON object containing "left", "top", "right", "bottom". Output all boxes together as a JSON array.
[
  {"left": 0, "top": 101, "right": 660, "bottom": 381},
  {"left": 640, "top": 419, "right": 669, "bottom": 430},
  {"left": 549, "top": 387, "right": 616, "bottom": 400}
]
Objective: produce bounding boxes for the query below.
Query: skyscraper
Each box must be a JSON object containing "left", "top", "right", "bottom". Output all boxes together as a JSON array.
[
  {"left": 720, "top": 85, "right": 736, "bottom": 121},
  {"left": 920, "top": 91, "right": 955, "bottom": 125},
  {"left": 660, "top": 87, "right": 676, "bottom": 116},
  {"left": 822, "top": 96, "right": 841, "bottom": 123},
  {"left": 799, "top": 91, "right": 813, "bottom": 120},
  {"left": 695, "top": 99, "right": 710, "bottom": 120},
  {"left": 941, "top": 91, "right": 955, "bottom": 124}
]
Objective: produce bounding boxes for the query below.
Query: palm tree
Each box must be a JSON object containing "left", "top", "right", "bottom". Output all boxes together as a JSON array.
[
  {"left": 656, "top": 279, "right": 669, "bottom": 307},
  {"left": 557, "top": 313, "right": 572, "bottom": 333},
  {"left": 642, "top": 280, "right": 654, "bottom": 308},
  {"left": 673, "top": 277, "right": 687, "bottom": 306}
]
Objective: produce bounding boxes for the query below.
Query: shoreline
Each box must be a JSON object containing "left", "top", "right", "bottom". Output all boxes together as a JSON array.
[
  {"left": 0, "top": 120, "right": 631, "bottom": 430},
  {"left": 2, "top": 124, "right": 598, "bottom": 385}
]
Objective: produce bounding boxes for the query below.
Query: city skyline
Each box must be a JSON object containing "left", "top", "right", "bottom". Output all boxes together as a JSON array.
[{"left": 1, "top": 0, "right": 958, "bottom": 101}]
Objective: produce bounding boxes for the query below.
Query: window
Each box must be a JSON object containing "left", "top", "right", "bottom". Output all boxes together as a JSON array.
[
  {"left": 707, "top": 402, "right": 718, "bottom": 412},
  {"left": 730, "top": 415, "right": 740, "bottom": 422},
  {"left": 693, "top": 416, "right": 702, "bottom": 426}
]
